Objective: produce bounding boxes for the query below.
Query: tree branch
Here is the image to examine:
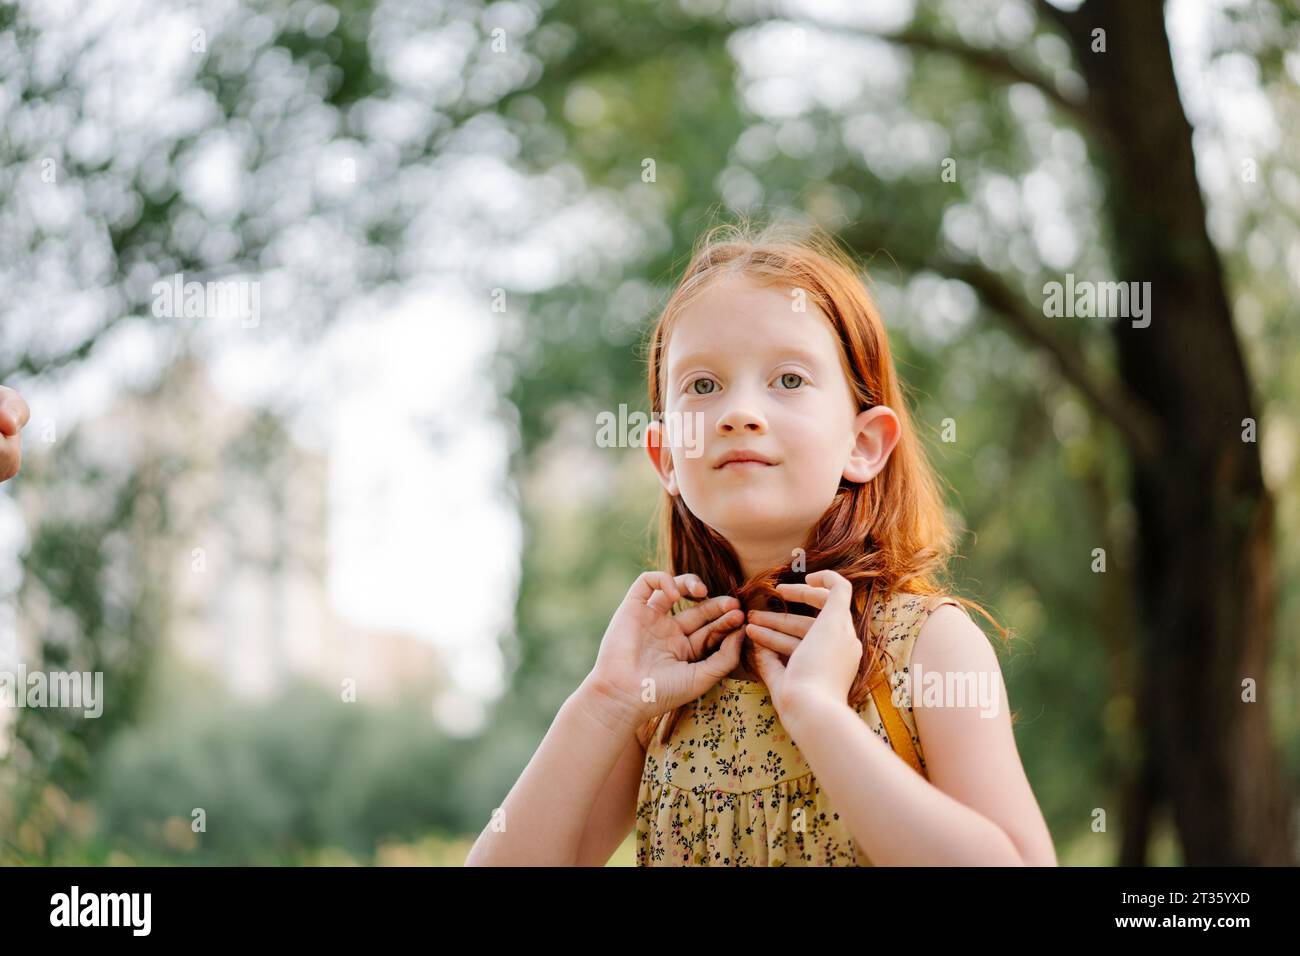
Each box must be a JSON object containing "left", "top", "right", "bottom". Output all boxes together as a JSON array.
[
  {"left": 933, "top": 256, "right": 1162, "bottom": 466},
  {"left": 743, "top": 15, "right": 1103, "bottom": 141},
  {"left": 1034, "top": 0, "right": 1092, "bottom": 50},
  {"left": 843, "top": 220, "right": 1162, "bottom": 466},
  {"left": 881, "top": 28, "right": 1097, "bottom": 132},
  {"left": 496, "top": 9, "right": 1106, "bottom": 152}
]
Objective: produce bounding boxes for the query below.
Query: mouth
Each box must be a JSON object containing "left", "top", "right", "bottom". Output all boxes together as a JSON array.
[{"left": 713, "top": 446, "right": 779, "bottom": 470}]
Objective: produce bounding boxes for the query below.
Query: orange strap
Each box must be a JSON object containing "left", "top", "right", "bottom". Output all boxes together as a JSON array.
[
  {"left": 855, "top": 589, "right": 951, "bottom": 779},
  {"left": 868, "top": 670, "right": 925, "bottom": 777}
]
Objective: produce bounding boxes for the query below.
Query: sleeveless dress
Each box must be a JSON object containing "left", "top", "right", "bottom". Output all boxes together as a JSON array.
[{"left": 634, "top": 590, "right": 962, "bottom": 866}]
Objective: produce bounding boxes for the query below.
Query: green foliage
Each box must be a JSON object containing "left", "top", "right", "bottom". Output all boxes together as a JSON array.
[
  {"left": 8, "top": 431, "right": 173, "bottom": 800},
  {"left": 92, "top": 682, "right": 476, "bottom": 864},
  {"left": 3, "top": 0, "right": 1297, "bottom": 866},
  {"left": 483, "top": 0, "right": 1300, "bottom": 863}
]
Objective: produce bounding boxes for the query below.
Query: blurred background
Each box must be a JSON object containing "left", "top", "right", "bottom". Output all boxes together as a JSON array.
[{"left": 0, "top": 0, "right": 1296, "bottom": 866}]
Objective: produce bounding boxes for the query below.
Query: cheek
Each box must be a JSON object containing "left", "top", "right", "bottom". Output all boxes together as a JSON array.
[
  {"left": 779, "top": 425, "right": 824, "bottom": 465},
  {"left": 658, "top": 407, "right": 703, "bottom": 457},
  {"left": 782, "top": 432, "right": 848, "bottom": 490},
  {"left": 672, "top": 452, "right": 714, "bottom": 499}
]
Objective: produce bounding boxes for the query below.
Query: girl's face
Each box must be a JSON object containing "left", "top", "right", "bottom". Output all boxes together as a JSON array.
[{"left": 648, "top": 273, "right": 901, "bottom": 578}]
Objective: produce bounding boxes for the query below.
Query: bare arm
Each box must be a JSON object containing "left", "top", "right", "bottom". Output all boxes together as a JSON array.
[
  {"left": 464, "top": 675, "right": 642, "bottom": 866},
  {"left": 573, "top": 722, "right": 649, "bottom": 866},
  {"left": 464, "top": 570, "right": 744, "bottom": 866},
  {"left": 781, "top": 606, "right": 1057, "bottom": 866},
  {"left": 784, "top": 695, "right": 1027, "bottom": 865}
]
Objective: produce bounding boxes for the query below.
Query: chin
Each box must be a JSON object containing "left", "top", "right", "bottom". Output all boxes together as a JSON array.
[{"left": 710, "top": 507, "right": 795, "bottom": 535}]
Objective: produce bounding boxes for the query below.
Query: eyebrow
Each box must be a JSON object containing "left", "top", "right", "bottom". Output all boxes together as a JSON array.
[{"left": 669, "top": 346, "right": 825, "bottom": 380}]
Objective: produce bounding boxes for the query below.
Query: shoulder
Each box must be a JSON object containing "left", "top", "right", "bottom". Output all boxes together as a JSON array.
[
  {"left": 903, "top": 600, "right": 1057, "bottom": 865},
  {"left": 907, "top": 599, "right": 1010, "bottom": 739},
  {"left": 876, "top": 592, "right": 972, "bottom": 652},
  {"left": 912, "top": 600, "right": 997, "bottom": 673}
]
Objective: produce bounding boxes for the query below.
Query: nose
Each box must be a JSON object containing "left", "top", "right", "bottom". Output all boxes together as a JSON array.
[{"left": 715, "top": 391, "right": 768, "bottom": 435}]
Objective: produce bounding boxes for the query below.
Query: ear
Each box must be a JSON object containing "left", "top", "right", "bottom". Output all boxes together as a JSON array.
[
  {"left": 645, "top": 419, "right": 680, "bottom": 496},
  {"left": 843, "top": 406, "right": 901, "bottom": 483}
]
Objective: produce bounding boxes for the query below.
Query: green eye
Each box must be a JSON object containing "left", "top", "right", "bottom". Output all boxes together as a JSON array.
[
  {"left": 690, "top": 378, "right": 716, "bottom": 395},
  {"left": 779, "top": 372, "right": 804, "bottom": 389}
]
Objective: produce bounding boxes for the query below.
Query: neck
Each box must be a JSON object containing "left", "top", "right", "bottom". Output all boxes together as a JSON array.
[{"left": 730, "top": 532, "right": 805, "bottom": 585}]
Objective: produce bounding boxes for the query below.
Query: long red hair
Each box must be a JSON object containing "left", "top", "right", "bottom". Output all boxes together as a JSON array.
[{"left": 639, "top": 217, "right": 1008, "bottom": 747}]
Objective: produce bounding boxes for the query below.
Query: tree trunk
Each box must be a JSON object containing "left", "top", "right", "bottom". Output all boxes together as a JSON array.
[{"left": 1061, "top": 0, "right": 1293, "bottom": 864}]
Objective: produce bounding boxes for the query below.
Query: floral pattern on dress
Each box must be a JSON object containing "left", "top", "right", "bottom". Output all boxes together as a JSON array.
[{"left": 634, "top": 591, "right": 961, "bottom": 866}]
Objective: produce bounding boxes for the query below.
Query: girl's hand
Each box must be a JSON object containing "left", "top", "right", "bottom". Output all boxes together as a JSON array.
[
  {"left": 586, "top": 571, "right": 746, "bottom": 731},
  {"left": 746, "top": 570, "right": 861, "bottom": 717}
]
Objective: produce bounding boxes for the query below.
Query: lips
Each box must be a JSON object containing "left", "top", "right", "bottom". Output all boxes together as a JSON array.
[{"left": 714, "top": 451, "right": 777, "bottom": 469}]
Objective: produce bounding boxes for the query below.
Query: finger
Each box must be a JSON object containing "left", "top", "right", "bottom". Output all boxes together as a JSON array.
[
  {"left": 675, "top": 573, "right": 707, "bottom": 599},
  {"left": 673, "top": 593, "right": 740, "bottom": 634},
  {"left": 745, "top": 622, "right": 801, "bottom": 657},
  {"left": 645, "top": 590, "right": 674, "bottom": 615},
  {"left": 805, "top": 570, "right": 853, "bottom": 609},
  {"left": 630, "top": 571, "right": 688, "bottom": 609},
  {"left": 746, "top": 609, "right": 814, "bottom": 638},
  {"left": 644, "top": 572, "right": 708, "bottom": 614},
  {"left": 687, "top": 607, "right": 745, "bottom": 659},
  {"left": 750, "top": 643, "right": 785, "bottom": 686},
  {"left": 696, "top": 619, "right": 734, "bottom": 657},
  {"left": 774, "top": 582, "right": 830, "bottom": 609},
  {"left": 0, "top": 438, "right": 18, "bottom": 482},
  {"left": 647, "top": 574, "right": 711, "bottom": 615},
  {"left": 687, "top": 629, "right": 744, "bottom": 690},
  {"left": 0, "top": 388, "right": 29, "bottom": 434}
]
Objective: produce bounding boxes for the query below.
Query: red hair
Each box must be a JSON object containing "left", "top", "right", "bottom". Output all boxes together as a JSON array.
[{"left": 639, "top": 217, "right": 1008, "bottom": 747}]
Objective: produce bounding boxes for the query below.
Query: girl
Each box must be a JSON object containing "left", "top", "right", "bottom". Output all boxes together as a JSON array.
[{"left": 465, "top": 220, "right": 1056, "bottom": 867}]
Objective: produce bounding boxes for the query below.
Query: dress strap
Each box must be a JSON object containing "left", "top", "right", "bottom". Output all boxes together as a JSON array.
[
  {"left": 868, "top": 672, "right": 926, "bottom": 777},
  {"left": 858, "top": 590, "right": 962, "bottom": 778}
]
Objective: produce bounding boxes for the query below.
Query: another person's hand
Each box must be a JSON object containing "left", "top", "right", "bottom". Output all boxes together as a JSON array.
[
  {"left": 0, "top": 386, "right": 31, "bottom": 483},
  {"left": 585, "top": 571, "right": 745, "bottom": 731}
]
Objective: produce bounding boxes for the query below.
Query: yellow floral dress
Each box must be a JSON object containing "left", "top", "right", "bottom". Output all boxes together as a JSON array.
[{"left": 634, "top": 591, "right": 962, "bottom": 866}]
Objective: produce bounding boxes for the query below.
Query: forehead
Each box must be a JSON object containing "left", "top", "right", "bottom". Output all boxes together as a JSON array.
[{"left": 666, "top": 274, "right": 839, "bottom": 371}]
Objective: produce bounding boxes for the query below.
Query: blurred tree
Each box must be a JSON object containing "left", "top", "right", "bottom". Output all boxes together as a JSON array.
[
  {"left": 0, "top": 0, "right": 444, "bottom": 854},
  {"left": 1, "top": 0, "right": 1294, "bottom": 867},
  {"left": 487, "top": 0, "right": 1298, "bottom": 864}
]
